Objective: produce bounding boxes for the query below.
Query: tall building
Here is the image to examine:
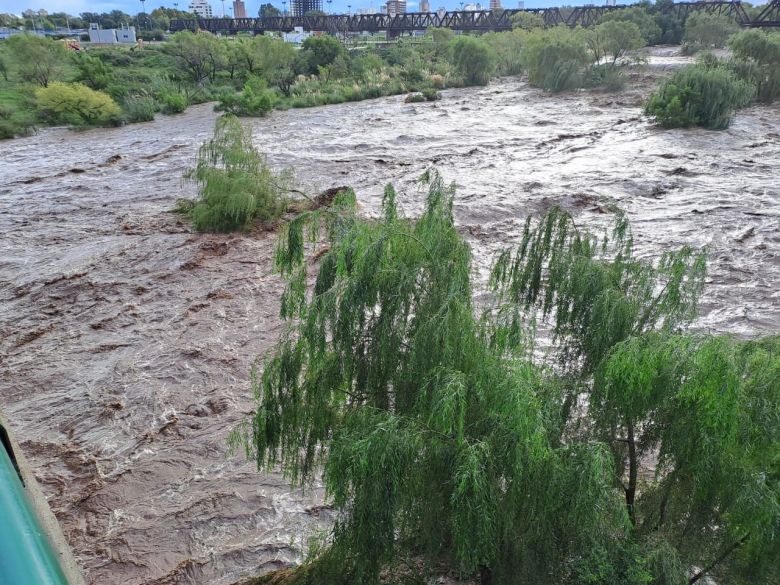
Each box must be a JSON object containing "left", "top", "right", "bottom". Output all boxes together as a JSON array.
[
  {"left": 385, "top": 0, "right": 406, "bottom": 15},
  {"left": 189, "top": 0, "right": 213, "bottom": 17},
  {"left": 489, "top": 0, "right": 501, "bottom": 9},
  {"left": 232, "top": 0, "right": 247, "bottom": 17},
  {"left": 292, "top": 0, "right": 323, "bottom": 16},
  {"left": 420, "top": 0, "right": 430, "bottom": 11}
]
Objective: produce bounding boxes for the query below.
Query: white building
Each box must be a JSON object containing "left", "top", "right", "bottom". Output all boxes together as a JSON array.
[
  {"left": 189, "top": 0, "right": 214, "bottom": 17},
  {"left": 88, "top": 23, "right": 137, "bottom": 44},
  {"left": 283, "top": 26, "right": 312, "bottom": 44}
]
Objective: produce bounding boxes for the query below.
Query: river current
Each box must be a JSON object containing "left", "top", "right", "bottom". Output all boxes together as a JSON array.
[{"left": 0, "top": 63, "right": 778, "bottom": 584}]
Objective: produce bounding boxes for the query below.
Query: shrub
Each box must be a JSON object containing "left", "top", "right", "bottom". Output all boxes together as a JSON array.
[
  {"left": 35, "top": 82, "right": 123, "bottom": 126},
  {"left": 728, "top": 29, "right": 780, "bottom": 102},
  {"left": 404, "top": 92, "right": 427, "bottom": 103},
  {"left": 587, "top": 21, "right": 644, "bottom": 65},
  {"left": 74, "top": 54, "right": 115, "bottom": 91},
  {"left": 588, "top": 64, "right": 626, "bottom": 91},
  {"left": 430, "top": 74, "right": 445, "bottom": 89},
  {"left": 421, "top": 87, "right": 441, "bottom": 101},
  {"left": 451, "top": 36, "right": 495, "bottom": 86},
  {"left": 522, "top": 27, "right": 592, "bottom": 92},
  {"left": 217, "top": 76, "right": 277, "bottom": 117},
  {"left": 298, "top": 35, "right": 346, "bottom": 75},
  {"left": 122, "top": 95, "right": 158, "bottom": 123},
  {"left": 483, "top": 29, "right": 526, "bottom": 76},
  {"left": 159, "top": 91, "right": 187, "bottom": 114},
  {"left": 183, "top": 115, "right": 289, "bottom": 232},
  {"left": 645, "top": 63, "right": 754, "bottom": 129}
]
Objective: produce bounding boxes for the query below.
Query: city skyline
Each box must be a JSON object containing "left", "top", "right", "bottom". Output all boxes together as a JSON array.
[{"left": 0, "top": 0, "right": 631, "bottom": 18}]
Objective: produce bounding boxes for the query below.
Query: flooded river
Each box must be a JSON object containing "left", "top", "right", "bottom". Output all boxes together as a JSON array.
[{"left": 1, "top": 67, "right": 778, "bottom": 584}]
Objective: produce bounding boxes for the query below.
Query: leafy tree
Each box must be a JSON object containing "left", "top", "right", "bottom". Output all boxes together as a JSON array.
[
  {"left": 451, "top": 36, "right": 495, "bottom": 86},
  {"left": 646, "top": 62, "right": 754, "bottom": 129},
  {"left": 163, "top": 31, "right": 227, "bottom": 83},
  {"left": 35, "top": 81, "right": 121, "bottom": 125},
  {"left": 182, "top": 115, "right": 289, "bottom": 231},
  {"left": 601, "top": 6, "right": 662, "bottom": 46},
  {"left": 684, "top": 12, "right": 740, "bottom": 50},
  {"left": 298, "top": 35, "right": 346, "bottom": 75},
  {"left": 521, "top": 26, "right": 592, "bottom": 91},
  {"left": 587, "top": 21, "right": 644, "bottom": 65},
  {"left": 234, "top": 171, "right": 780, "bottom": 585},
  {"left": 238, "top": 35, "right": 297, "bottom": 93},
  {"left": 3, "top": 34, "right": 67, "bottom": 87},
  {"left": 259, "top": 3, "right": 282, "bottom": 18}
]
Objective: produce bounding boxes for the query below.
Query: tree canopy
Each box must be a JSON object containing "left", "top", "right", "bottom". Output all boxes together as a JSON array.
[{"left": 233, "top": 172, "right": 779, "bottom": 585}]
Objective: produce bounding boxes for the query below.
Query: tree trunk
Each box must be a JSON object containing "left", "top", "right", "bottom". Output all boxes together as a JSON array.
[{"left": 625, "top": 419, "right": 637, "bottom": 526}]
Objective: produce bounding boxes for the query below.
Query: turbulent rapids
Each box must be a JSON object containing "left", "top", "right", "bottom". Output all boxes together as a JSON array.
[{"left": 0, "top": 54, "right": 778, "bottom": 584}]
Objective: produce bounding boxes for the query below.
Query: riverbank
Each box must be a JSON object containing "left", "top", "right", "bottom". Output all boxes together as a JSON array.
[{"left": 1, "top": 76, "right": 778, "bottom": 584}]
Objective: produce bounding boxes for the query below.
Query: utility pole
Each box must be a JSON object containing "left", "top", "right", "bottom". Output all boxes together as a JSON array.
[{"left": 140, "top": 0, "right": 146, "bottom": 29}]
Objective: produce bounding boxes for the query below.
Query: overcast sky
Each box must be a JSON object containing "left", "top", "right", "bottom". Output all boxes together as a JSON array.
[{"left": 0, "top": 0, "right": 601, "bottom": 18}]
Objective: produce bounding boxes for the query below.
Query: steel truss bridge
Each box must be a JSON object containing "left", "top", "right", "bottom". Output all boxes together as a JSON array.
[{"left": 170, "top": 1, "right": 780, "bottom": 35}]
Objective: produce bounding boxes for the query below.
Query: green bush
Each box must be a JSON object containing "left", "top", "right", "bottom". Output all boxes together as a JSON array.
[
  {"left": 522, "top": 27, "right": 593, "bottom": 92},
  {"left": 421, "top": 87, "right": 441, "bottom": 101},
  {"left": 122, "top": 95, "right": 158, "bottom": 122},
  {"left": 451, "top": 36, "right": 495, "bottom": 86},
  {"left": 601, "top": 6, "right": 662, "bottom": 45},
  {"left": 404, "top": 92, "right": 427, "bottom": 103},
  {"left": 217, "top": 76, "right": 277, "bottom": 117},
  {"left": 646, "top": 63, "right": 754, "bottom": 129},
  {"left": 183, "top": 115, "right": 289, "bottom": 232},
  {"left": 728, "top": 29, "right": 780, "bottom": 103},
  {"left": 35, "top": 81, "right": 123, "bottom": 126},
  {"left": 159, "top": 91, "right": 187, "bottom": 114}
]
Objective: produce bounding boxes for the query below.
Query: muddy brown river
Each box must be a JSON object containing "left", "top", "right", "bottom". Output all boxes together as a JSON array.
[{"left": 1, "top": 62, "right": 778, "bottom": 584}]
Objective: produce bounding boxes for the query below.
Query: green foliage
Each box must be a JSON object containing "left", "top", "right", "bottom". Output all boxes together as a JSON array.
[
  {"left": 183, "top": 115, "right": 288, "bottom": 232},
  {"left": 521, "top": 27, "right": 593, "bottom": 92},
  {"left": 646, "top": 62, "right": 754, "bottom": 129},
  {"left": 35, "top": 81, "right": 122, "bottom": 126},
  {"left": 259, "top": 3, "right": 282, "bottom": 17},
  {"left": 122, "top": 94, "right": 158, "bottom": 122},
  {"left": 728, "top": 29, "right": 780, "bottom": 103},
  {"left": 299, "top": 35, "right": 346, "bottom": 76},
  {"left": 511, "top": 11, "right": 545, "bottom": 31},
  {"left": 158, "top": 90, "right": 187, "bottom": 114},
  {"left": 683, "top": 12, "right": 740, "bottom": 51},
  {"left": 74, "top": 54, "right": 114, "bottom": 91},
  {"left": 234, "top": 174, "right": 632, "bottom": 584},
  {"left": 163, "top": 31, "right": 227, "bottom": 83},
  {"left": 3, "top": 34, "right": 68, "bottom": 87},
  {"left": 483, "top": 29, "right": 525, "bottom": 76},
  {"left": 451, "top": 36, "right": 495, "bottom": 86},
  {"left": 235, "top": 169, "right": 779, "bottom": 585},
  {"left": 587, "top": 21, "right": 645, "bottom": 65},
  {"left": 601, "top": 6, "right": 662, "bottom": 46},
  {"left": 217, "top": 76, "right": 278, "bottom": 117}
]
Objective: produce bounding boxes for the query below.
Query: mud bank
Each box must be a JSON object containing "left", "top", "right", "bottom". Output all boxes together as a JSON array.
[{"left": 1, "top": 68, "right": 778, "bottom": 584}]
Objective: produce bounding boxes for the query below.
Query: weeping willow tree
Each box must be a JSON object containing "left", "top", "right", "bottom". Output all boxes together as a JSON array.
[
  {"left": 182, "top": 115, "right": 290, "bottom": 232},
  {"left": 233, "top": 172, "right": 779, "bottom": 585}
]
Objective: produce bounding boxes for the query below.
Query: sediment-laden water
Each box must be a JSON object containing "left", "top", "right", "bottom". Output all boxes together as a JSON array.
[{"left": 1, "top": 58, "right": 778, "bottom": 584}]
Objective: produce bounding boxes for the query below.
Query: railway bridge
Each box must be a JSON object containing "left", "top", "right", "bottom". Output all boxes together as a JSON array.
[{"left": 170, "top": 0, "right": 780, "bottom": 35}]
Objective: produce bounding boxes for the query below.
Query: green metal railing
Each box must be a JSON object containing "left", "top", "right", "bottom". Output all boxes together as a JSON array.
[{"left": 0, "top": 432, "right": 69, "bottom": 585}]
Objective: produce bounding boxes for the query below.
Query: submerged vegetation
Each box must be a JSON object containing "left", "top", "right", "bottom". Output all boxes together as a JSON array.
[
  {"left": 180, "top": 115, "right": 290, "bottom": 232},
  {"left": 229, "top": 169, "right": 779, "bottom": 585},
  {"left": 645, "top": 29, "right": 780, "bottom": 129}
]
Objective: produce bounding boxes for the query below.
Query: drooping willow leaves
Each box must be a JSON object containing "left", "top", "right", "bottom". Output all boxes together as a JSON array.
[
  {"left": 232, "top": 172, "right": 778, "bottom": 585},
  {"left": 183, "top": 115, "right": 290, "bottom": 232}
]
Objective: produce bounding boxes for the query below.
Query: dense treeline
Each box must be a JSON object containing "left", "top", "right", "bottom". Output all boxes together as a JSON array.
[
  {"left": 229, "top": 168, "right": 779, "bottom": 585},
  {"left": 1, "top": 3, "right": 779, "bottom": 138}
]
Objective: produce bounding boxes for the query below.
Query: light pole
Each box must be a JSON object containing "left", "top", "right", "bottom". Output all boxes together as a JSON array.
[
  {"left": 140, "top": 0, "right": 146, "bottom": 29},
  {"left": 347, "top": 4, "right": 351, "bottom": 14},
  {"left": 221, "top": 0, "right": 226, "bottom": 17},
  {"left": 327, "top": 0, "right": 333, "bottom": 14},
  {"left": 282, "top": 0, "right": 287, "bottom": 15}
]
